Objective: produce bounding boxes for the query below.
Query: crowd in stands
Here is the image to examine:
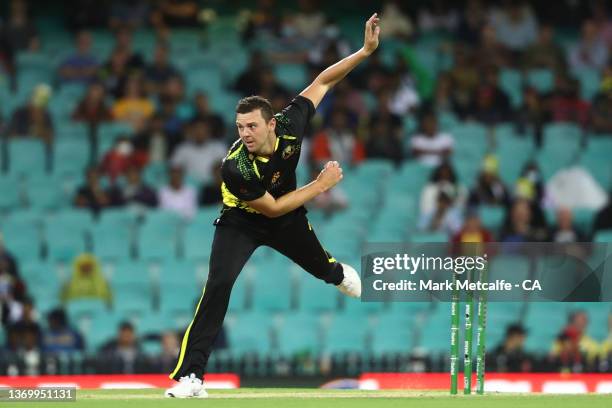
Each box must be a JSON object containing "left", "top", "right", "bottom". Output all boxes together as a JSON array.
[{"left": 1, "top": 0, "right": 612, "bottom": 376}]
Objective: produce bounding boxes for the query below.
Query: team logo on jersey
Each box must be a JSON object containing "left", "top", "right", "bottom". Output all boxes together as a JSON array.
[
  {"left": 271, "top": 171, "right": 281, "bottom": 185},
  {"left": 282, "top": 145, "right": 295, "bottom": 160}
]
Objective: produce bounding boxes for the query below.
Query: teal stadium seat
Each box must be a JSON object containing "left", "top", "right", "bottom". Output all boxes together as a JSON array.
[
  {"left": 526, "top": 69, "right": 554, "bottom": 93},
  {"left": 370, "top": 311, "right": 415, "bottom": 355},
  {"left": 25, "top": 176, "right": 66, "bottom": 211},
  {"left": 323, "top": 312, "right": 368, "bottom": 354},
  {"left": 499, "top": 68, "right": 523, "bottom": 107},
  {"left": 478, "top": 206, "right": 506, "bottom": 232},
  {"left": 44, "top": 210, "right": 93, "bottom": 261},
  {"left": 296, "top": 272, "right": 338, "bottom": 311},
  {"left": 1, "top": 213, "right": 41, "bottom": 260},
  {"left": 0, "top": 177, "right": 21, "bottom": 211},
  {"left": 594, "top": 229, "right": 612, "bottom": 243},
  {"left": 226, "top": 311, "right": 271, "bottom": 355},
  {"left": 276, "top": 313, "right": 321, "bottom": 356},
  {"left": 8, "top": 139, "right": 48, "bottom": 177},
  {"left": 250, "top": 255, "right": 293, "bottom": 311},
  {"left": 136, "top": 210, "right": 181, "bottom": 260}
]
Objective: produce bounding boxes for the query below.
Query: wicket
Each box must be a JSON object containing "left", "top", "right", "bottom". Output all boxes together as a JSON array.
[{"left": 450, "top": 266, "right": 489, "bottom": 395}]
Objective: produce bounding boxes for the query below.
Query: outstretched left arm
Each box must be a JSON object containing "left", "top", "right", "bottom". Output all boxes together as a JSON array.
[{"left": 300, "top": 13, "right": 380, "bottom": 109}]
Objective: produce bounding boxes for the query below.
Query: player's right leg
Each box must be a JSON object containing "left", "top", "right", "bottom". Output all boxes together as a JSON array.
[{"left": 165, "top": 222, "right": 260, "bottom": 397}]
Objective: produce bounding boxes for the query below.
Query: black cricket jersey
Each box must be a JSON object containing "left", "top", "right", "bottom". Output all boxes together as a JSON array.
[{"left": 218, "top": 95, "right": 315, "bottom": 230}]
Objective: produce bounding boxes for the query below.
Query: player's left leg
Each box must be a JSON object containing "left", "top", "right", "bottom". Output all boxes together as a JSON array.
[{"left": 266, "top": 212, "right": 361, "bottom": 297}]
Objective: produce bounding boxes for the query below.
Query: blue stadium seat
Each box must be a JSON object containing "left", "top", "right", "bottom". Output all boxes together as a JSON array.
[
  {"left": 296, "top": 273, "right": 339, "bottom": 311},
  {"left": 323, "top": 313, "right": 368, "bottom": 354},
  {"left": 371, "top": 311, "right": 415, "bottom": 355},
  {"left": 44, "top": 210, "right": 93, "bottom": 261},
  {"left": 478, "top": 206, "right": 506, "bottom": 232},
  {"left": 274, "top": 63, "right": 307, "bottom": 92},
  {"left": 8, "top": 139, "right": 48, "bottom": 177},
  {"left": 159, "top": 281, "right": 203, "bottom": 314},
  {"left": 250, "top": 255, "right": 293, "bottom": 311},
  {"left": 91, "top": 222, "right": 133, "bottom": 261},
  {"left": 276, "top": 312, "right": 321, "bottom": 356},
  {"left": 52, "top": 138, "right": 90, "bottom": 176},
  {"left": 226, "top": 311, "right": 271, "bottom": 355},
  {"left": 136, "top": 210, "right": 182, "bottom": 260},
  {"left": 25, "top": 176, "right": 66, "bottom": 211},
  {"left": 0, "top": 177, "right": 22, "bottom": 210},
  {"left": 1, "top": 214, "right": 41, "bottom": 260},
  {"left": 526, "top": 69, "right": 554, "bottom": 93}
]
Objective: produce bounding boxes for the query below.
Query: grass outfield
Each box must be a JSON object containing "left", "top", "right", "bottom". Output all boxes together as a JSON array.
[{"left": 10, "top": 388, "right": 612, "bottom": 408}]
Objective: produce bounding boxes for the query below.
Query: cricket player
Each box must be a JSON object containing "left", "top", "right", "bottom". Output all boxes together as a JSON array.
[{"left": 165, "top": 13, "right": 380, "bottom": 398}]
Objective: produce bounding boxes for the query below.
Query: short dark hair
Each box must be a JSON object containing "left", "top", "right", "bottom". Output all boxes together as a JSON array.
[{"left": 236, "top": 95, "right": 274, "bottom": 122}]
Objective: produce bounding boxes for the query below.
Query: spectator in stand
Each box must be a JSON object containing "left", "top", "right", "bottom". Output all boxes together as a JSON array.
[
  {"left": 71, "top": 82, "right": 113, "bottom": 124},
  {"left": 100, "top": 321, "right": 142, "bottom": 373},
  {"left": 590, "top": 65, "right": 612, "bottom": 134},
  {"left": 159, "top": 75, "right": 192, "bottom": 123},
  {"left": 418, "top": 191, "right": 463, "bottom": 235},
  {"left": 551, "top": 207, "right": 585, "bottom": 243},
  {"left": 387, "top": 68, "right": 421, "bottom": 116},
  {"left": 488, "top": 323, "right": 532, "bottom": 372},
  {"left": 476, "top": 24, "right": 509, "bottom": 70},
  {"left": 515, "top": 86, "right": 548, "bottom": 147},
  {"left": 447, "top": 46, "right": 479, "bottom": 118},
  {"left": 0, "top": 257, "right": 26, "bottom": 328},
  {"left": 601, "top": 314, "right": 612, "bottom": 362},
  {"left": 109, "top": 0, "right": 151, "bottom": 31},
  {"left": 240, "top": 0, "right": 282, "bottom": 45},
  {"left": 171, "top": 118, "right": 227, "bottom": 184},
  {"left": 417, "top": 0, "right": 459, "bottom": 33},
  {"left": 550, "top": 310, "right": 600, "bottom": 372},
  {"left": 192, "top": 92, "right": 225, "bottom": 139},
  {"left": 42, "top": 308, "right": 84, "bottom": 353},
  {"left": 3, "top": 0, "right": 39, "bottom": 52},
  {"left": 523, "top": 25, "right": 565, "bottom": 71},
  {"left": 159, "top": 166, "right": 197, "bottom": 219},
  {"left": 151, "top": 0, "right": 200, "bottom": 30},
  {"left": 379, "top": 1, "right": 413, "bottom": 40},
  {"left": 6, "top": 298, "right": 42, "bottom": 375},
  {"left": 112, "top": 75, "right": 155, "bottom": 127},
  {"left": 456, "top": 0, "right": 488, "bottom": 45},
  {"left": 468, "top": 155, "right": 510, "bottom": 207},
  {"left": 234, "top": 51, "right": 268, "bottom": 96},
  {"left": 114, "top": 165, "right": 158, "bottom": 209},
  {"left": 410, "top": 110, "right": 454, "bottom": 167},
  {"left": 97, "top": 48, "right": 131, "bottom": 99},
  {"left": 545, "top": 71, "right": 590, "bottom": 128},
  {"left": 491, "top": 1, "right": 538, "bottom": 54},
  {"left": 365, "top": 114, "right": 404, "bottom": 165},
  {"left": 199, "top": 161, "right": 223, "bottom": 207},
  {"left": 452, "top": 211, "right": 493, "bottom": 244},
  {"left": 151, "top": 331, "right": 180, "bottom": 373},
  {"left": 113, "top": 28, "right": 145, "bottom": 71},
  {"left": 500, "top": 198, "right": 548, "bottom": 242},
  {"left": 352, "top": 50, "right": 390, "bottom": 94},
  {"left": 8, "top": 84, "right": 54, "bottom": 143},
  {"left": 0, "top": 234, "right": 19, "bottom": 278},
  {"left": 311, "top": 109, "right": 365, "bottom": 169},
  {"left": 467, "top": 66, "right": 512, "bottom": 126},
  {"left": 7, "top": 298, "right": 42, "bottom": 348},
  {"left": 568, "top": 20, "right": 609, "bottom": 72},
  {"left": 593, "top": 191, "right": 612, "bottom": 234},
  {"left": 100, "top": 136, "right": 146, "bottom": 183},
  {"left": 74, "top": 166, "right": 122, "bottom": 213},
  {"left": 420, "top": 162, "right": 467, "bottom": 216},
  {"left": 144, "top": 43, "right": 180, "bottom": 96},
  {"left": 61, "top": 254, "right": 112, "bottom": 306},
  {"left": 132, "top": 113, "right": 173, "bottom": 163},
  {"left": 57, "top": 30, "right": 99, "bottom": 85}
]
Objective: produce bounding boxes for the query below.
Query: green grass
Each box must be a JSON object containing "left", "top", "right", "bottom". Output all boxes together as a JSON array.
[{"left": 10, "top": 388, "right": 612, "bottom": 408}]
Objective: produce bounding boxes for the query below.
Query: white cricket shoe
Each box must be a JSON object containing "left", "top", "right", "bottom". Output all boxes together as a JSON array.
[
  {"left": 164, "top": 373, "right": 208, "bottom": 398},
  {"left": 336, "top": 263, "right": 361, "bottom": 298}
]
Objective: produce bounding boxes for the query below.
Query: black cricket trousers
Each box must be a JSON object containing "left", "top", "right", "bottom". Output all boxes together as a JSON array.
[{"left": 169, "top": 212, "right": 344, "bottom": 380}]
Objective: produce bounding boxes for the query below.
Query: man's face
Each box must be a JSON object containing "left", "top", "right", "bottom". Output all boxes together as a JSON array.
[{"left": 236, "top": 109, "right": 275, "bottom": 153}]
